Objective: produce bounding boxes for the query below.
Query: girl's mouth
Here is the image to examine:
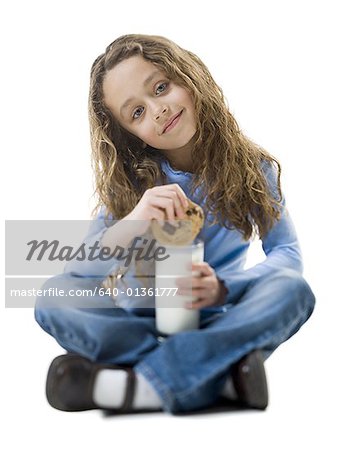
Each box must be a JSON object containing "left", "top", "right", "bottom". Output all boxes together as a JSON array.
[{"left": 163, "top": 110, "right": 183, "bottom": 134}]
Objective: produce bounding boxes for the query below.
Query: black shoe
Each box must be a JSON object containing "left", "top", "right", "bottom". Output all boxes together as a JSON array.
[
  {"left": 45, "top": 354, "right": 136, "bottom": 412},
  {"left": 231, "top": 350, "right": 269, "bottom": 410}
]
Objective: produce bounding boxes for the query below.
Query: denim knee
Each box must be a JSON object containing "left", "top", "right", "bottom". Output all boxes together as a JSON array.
[
  {"left": 34, "top": 286, "right": 100, "bottom": 358},
  {"left": 34, "top": 275, "right": 65, "bottom": 331},
  {"left": 34, "top": 274, "right": 91, "bottom": 341},
  {"left": 270, "top": 268, "right": 316, "bottom": 313}
]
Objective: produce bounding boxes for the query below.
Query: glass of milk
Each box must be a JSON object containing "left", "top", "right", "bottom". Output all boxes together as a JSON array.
[{"left": 155, "top": 238, "right": 204, "bottom": 335}]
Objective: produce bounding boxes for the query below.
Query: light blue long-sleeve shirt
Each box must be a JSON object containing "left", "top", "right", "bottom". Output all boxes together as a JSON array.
[{"left": 65, "top": 158, "right": 303, "bottom": 307}]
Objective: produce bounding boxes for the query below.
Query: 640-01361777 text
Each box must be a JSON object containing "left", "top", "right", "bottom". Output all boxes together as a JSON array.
[{"left": 9, "top": 287, "right": 178, "bottom": 298}]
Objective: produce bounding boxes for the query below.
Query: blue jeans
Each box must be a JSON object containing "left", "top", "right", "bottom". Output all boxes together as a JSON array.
[{"left": 34, "top": 268, "right": 315, "bottom": 414}]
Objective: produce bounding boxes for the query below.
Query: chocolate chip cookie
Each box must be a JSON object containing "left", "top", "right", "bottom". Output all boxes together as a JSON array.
[{"left": 151, "top": 198, "right": 204, "bottom": 245}]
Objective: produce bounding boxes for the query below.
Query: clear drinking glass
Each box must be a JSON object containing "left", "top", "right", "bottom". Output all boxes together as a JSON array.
[{"left": 155, "top": 238, "right": 204, "bottom": 335}]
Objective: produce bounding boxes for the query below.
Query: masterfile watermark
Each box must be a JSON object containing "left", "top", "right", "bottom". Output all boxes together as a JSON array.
[
  {"left": 5, "top": 219, "right": 196, "bottom": 308},
  {"left": 26, "top": 236, "right": 169, "bottom": 267},
  {"left": 5, "top": 219, "right": 178, "bottom": 276}
]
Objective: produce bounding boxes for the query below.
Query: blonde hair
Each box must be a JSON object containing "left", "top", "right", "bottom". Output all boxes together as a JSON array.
[{"left": 89, "top": 34, "right": 282, "bottom": 240}]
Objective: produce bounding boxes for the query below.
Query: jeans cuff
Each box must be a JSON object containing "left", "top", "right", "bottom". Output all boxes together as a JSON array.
[{"left": 134, "top": 361, "right": 179, "bottom": 414}]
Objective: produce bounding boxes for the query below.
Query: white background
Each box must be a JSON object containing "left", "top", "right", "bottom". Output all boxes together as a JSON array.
[{"left": 1, "top": 0, "right": 344, "bottom": 448}]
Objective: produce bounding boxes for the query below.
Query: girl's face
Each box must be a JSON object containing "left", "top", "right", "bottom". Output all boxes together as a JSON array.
[{"left": 103, "top": 56, "right": 197, "bottom": 151}]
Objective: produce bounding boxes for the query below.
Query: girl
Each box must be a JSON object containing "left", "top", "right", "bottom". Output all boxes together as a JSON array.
[{"left": 35, "top": 34, "right": 315, "bottom": 414}]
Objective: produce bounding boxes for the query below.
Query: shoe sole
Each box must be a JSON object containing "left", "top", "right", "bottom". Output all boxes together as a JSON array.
[
  {"left": 232, "top": 350, "right": 269, "bottom": 410},
  {"left": 46, "top": 354, "right": 97, "bottom": 412},
  {"left": 45, "top": 354, "right": 162, "bottom": 414}
]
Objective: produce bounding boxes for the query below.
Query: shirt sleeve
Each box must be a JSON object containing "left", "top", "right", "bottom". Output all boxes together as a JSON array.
[
  {"left": 217, "top": 161, "right": 303, "bottom": 303},
  {"left": 63, "top": 207, "right": 121, "bottom": 279}
]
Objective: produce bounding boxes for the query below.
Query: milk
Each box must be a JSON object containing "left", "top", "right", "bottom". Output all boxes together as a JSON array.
[{"left": 155, "top": 239, "right": 204, "bottom": 335}]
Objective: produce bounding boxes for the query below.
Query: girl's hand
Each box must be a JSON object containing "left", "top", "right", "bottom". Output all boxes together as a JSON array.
[
  {"left": 176, "top": 262, "right": 228, "bottom": 309},
  {"left": 124, "top": 184, "right": 189, "bottom": 235}
]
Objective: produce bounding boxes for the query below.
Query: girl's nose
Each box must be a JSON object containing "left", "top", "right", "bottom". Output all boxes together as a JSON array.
[{"left": 154, "top": 106, "right": 168, "bottom": 121}]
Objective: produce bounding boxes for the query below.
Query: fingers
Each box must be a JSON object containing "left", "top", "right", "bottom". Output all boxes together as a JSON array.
[
  {"left": 146, "top": 184, "right": 189, "bottom": 221},
  {"left": 190, "top": 262, "right": 215, "bottom": 277},
  {"left": 149, "top": 196, "right": 177, "bottom": 223},
  {"left": 149, "top": 207, "right": 166, "bottom": 226},
  {"left": 176, "top": 275, "right": 204, "bottom": 292},
  {"left": 155, "top": 193, "right": 185, "bottom": 220},
  {"left": 176, "top": 264, "right": 215, "bottom": 291},
  {"left": 175, "top": 263, "right": 219, "bottom": 310},
  {"left": 165, "top": 184, "right": 189, "bottom": 209},
  {"left": 176, "top": 275, "right": 217, "bottom": 298},
  {"left": 185, "top": 298, "right": 214, "bottom": 310},
  {"left": 177, "top": 284, "right": 217, "bottom": 302},
  {"left": 133, "top": 183, "right": 189, "bottom": 226}
]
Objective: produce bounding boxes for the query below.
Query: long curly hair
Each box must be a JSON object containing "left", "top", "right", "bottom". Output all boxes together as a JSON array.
[{"left": 89, "top": 34, "right": 283, "bottom": 240}]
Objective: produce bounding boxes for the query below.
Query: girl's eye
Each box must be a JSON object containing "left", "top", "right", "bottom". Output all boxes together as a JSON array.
[
  {"left": 155, "top": 82, "right": 168, "bottom": 95},
  {"left": 131, "top": 82, "right": 168, "bottom": 119},
  {"left": 132, "top": 106, "right": 144, "bottom": 120}
]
